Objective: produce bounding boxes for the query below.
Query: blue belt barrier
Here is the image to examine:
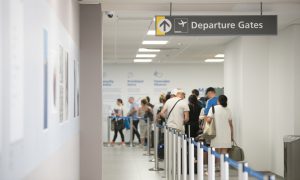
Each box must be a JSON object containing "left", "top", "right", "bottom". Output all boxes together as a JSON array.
[{"left": 156, "top": 124, "right": 267, "bottom": 180}]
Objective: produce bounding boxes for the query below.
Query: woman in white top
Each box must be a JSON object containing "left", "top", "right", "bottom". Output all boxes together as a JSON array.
[
  {"left": 207, "top": 95, "right": 234, "bottom": 154},
  {"left": 111, "top": 99, "right": 125, "bottom": 145}
]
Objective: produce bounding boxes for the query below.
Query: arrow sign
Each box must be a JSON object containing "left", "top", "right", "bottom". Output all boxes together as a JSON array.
[{"left": 160, "top": 20, "right": 170, "bottom": 32}]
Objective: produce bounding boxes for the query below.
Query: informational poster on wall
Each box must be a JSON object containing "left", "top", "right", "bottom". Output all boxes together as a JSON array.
[
  {"left": 103, "top": 64, "right": 224, "bottom": 116},
  {"left": 58, "top": 45, "right": 69, "bottom": 123},
  {"left": 9, "top": 0, "right": 24, "bottom": 143}
]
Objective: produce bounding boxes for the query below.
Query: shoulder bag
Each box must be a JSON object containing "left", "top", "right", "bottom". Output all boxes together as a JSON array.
[{"left": 195, "top": 105, "right": 216, "bottom": 141}]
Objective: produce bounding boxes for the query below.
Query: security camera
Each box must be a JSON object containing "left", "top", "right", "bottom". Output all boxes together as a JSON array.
[{"left": 105, "top": 11, "right": 114, "bottom": 18}]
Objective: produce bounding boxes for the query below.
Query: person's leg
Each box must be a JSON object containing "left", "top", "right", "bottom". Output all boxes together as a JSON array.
[
  {"left": 112, "top": 128, "right": 118, "bottom": 143},
  {"left": 133, "top": 120, "right": 141, "bottom": 143},
  {"left": 119, "top": 129, "right": 125, "bottom": 142}
]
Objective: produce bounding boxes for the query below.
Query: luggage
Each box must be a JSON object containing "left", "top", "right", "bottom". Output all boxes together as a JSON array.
[{"left": 229, "top": 140, "right": 244, "bottom": 161}]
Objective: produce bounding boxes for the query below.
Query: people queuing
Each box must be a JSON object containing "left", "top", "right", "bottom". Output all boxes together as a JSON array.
[{"left": 110, "top": 87, "right": 233, "bottom": 158}]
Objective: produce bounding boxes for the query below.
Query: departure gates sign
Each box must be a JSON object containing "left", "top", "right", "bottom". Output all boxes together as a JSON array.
[{"left": 155, "top": 15, "right": 277, "bottom": 36}]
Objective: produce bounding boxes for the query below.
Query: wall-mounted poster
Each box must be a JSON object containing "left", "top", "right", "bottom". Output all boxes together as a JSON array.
[
  {"left": 74, "top": 60, "right": 79, "bottom": 117},
  {"left": 64, "top": 51, "right": 69, "bottom": 121},
  {"left": 59, "top": 45, "right": 64, "bottom": 122},
  {"left": 43, "top": 29, "right": 48, "bottom": 129},
  {"left": 73, "top": 60, "right": 80, "bottom": 118}
]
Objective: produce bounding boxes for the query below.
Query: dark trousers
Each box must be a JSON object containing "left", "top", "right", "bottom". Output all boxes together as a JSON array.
[
  {"left": 112, "top": 129, "right": 124, "bottom": 142},
  {"left": 132, "top": 120, "right": 141, "bottom": 143}
]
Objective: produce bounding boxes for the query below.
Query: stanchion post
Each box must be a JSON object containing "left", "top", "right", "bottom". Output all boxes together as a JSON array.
[
  {"left": 197, "top": 142, "right": 204, "bottom": 180},
  {"left": 189, "top": 138, "right": 195, "bottom": 180},
  {"left": 238, "top": 162, "right": 243, "bottom": 180},
  {"left": 183, "top": 135, "right": 187, "bottom": 180},
  {"left": 243, "top": 162, "right": 248, "bottom": 180},
  {"left": 172, "top": 130, "right": 176, "bottom": 180},
  {"left": 129, "top": 116, "right": 134, "bottom": 147},
  {"left": 208, "top": 147, "right": 215, "bottom": 180},
  {"left": 221, "top": 154, "right": 229, "bottom": 180},
  {"left": 107, "top": 116, "right": 111, "bottom": 147},
  {"left": 177, "top": 132, "right": 182, "bottom": 180},
  {"left": 269, "top": 175, "right": 276, "bottom": 180},
  {"left": 168, "top": 128, "right": 173, "bottom": 180},
  {"left": 149, "top": 122, "right": 164, "bottom": 171},
  {"left": 163, "top": 126, "right": 168, "bottom": 179},
  {"left": 188, "top": 125, "right": 191, "bottom": 138}
]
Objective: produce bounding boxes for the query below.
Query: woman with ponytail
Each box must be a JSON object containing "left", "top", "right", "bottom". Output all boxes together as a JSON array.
[{"left": 206, "top": 95, "right": 234, "bottom": 154}]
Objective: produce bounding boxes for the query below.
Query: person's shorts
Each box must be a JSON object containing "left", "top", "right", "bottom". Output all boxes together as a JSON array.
[{"left": 139, "top": 119, "right": 148, "bottom": 139}]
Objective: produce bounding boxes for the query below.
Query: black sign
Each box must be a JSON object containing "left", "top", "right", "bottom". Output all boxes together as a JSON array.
[{"left": 155, "top": 15, "right": 277, "bottom": 36}]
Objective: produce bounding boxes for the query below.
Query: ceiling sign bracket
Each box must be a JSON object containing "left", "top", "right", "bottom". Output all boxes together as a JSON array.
[
  {"left": 260, "top": 2, "right": 263, "bottom": 16},
  {"left": 170, "top": 2, "right": 172, "bottom": 17}
]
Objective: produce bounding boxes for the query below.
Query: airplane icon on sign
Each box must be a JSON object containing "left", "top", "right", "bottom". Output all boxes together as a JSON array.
[{"left": 178, "top": 20, "right": 187, "bottom": 27}]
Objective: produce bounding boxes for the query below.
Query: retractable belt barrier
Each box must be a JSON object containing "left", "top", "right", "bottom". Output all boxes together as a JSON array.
[
  {"left": 154, "top": 124, "right": 276, "bottom": 180},
  {"left": 106, "top": 117, "right": 275, "bottom": 180}
]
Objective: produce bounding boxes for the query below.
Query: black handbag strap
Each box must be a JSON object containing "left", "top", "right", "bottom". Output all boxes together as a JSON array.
[
  {"left": 212, "top": 105, "right": 215, "bottom": 114},
  {"left": 167, "top": 99, "right": 182, "bottom": 120}
]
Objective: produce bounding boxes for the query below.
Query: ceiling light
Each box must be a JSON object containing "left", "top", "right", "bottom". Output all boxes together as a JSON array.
[
  {"left": 147, "top": 30, "right": 155, "bottom": 36},
  {"left": 134, "top": 59, "right": 152, "bottom": 63},
  {"left": 142, "top": 41, "right": 168, "bottom": 45},
  {"left": 205, "top": 59, "right": 224, "bottom": 63},
  {"left": 136, "top": 54, "right": 157, "bottom": 58},
  {"left": 138, "top": 48, "right": 160, "bottom": 52},
  {"left": 215, "top": 54, "right": 225, "bottom": 58}
]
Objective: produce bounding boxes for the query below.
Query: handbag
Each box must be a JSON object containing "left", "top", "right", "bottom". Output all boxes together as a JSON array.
[
  {"left": 195, "top": 106, "right": 216, "bottom": 141},
  {"left": 229, "top": 140, "right": 245, "bottom": 161}
]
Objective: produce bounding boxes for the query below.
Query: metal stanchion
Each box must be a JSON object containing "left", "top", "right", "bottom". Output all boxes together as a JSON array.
[
  {"left": 168, "top": 128, "right": 173, "bottom": 180},
  {"left": 149, "top": 122, "right": 164, "bottom": 171},
  {"left": 128, "top": 117, "right": 134, "bottom": 147},
  {"left": 144, "top": 117, "right": 153, "bottom": 156},
  {"left": 243, "top": 163, "right": 248, "bottom": 180},
  {"left": 269, "top": 175, "right": 276, "bottom": 180},
  {"left": 220, "top": 154, "right": 229, "bottom": 180},
  {"left": 188, "top": 125, "right": 191, "bottom": 138},
  {"left": 172, "top": 130, "right": 177, "bottom": 180},
  {"left": 208, "top": 148, "right": 215, "bottom": 180},
  {"left": 177, "top": 133, "right": 182, "bottom": 180},
  {"left": 189, "top": 138, "right": 195, "bottom": 180},
  {"left": 197, "top": 142, "right": 204, "bottom": 180},
  {"left": 238, "top": 163, "right": 243, "bottom": 180},
  {"left": 183, "top": 135, "right": 187, "bottom": 180},
  {"left": 163, "top": 125, "right": 168, "bottom": 179},
  {"left": 106, "top": 116, "right": 111, "bottom": 147}
]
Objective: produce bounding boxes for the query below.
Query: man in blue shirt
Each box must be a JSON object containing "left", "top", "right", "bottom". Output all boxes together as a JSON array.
[
  {"left": 127, "top": 97, "right": 141, "bottom": 144},
  {"left": 204, "top": 87, "right": 218, "bottom": 116}
]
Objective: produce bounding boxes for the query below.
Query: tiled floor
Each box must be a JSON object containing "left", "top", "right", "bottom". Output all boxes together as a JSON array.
[{"left": 102, "top": 144, "right": 279, "bottom": 180}]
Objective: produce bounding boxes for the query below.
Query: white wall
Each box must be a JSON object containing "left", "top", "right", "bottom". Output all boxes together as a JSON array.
[
  {"left": 225, "top": 24, "right": 300, "bottom": 176},
  {"left": 103, "top": 63, "right": 224, "bottom": 142},
  {"left": 225, "top": 37, "right": 271, "bottom": 171},
  {"left": 0, "top": 0, "right": 80, "bottom": 179},
  {"left": 268, "top": 24, "right": 300, "bottom": 176}
]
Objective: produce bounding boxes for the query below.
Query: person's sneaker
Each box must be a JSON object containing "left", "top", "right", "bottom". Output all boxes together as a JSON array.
[
  {"left": 110, "top": 141, "right": 115, "bottom": 145},
  {"left": 121, "top": 141, "right": 126, "bottom": 146}
]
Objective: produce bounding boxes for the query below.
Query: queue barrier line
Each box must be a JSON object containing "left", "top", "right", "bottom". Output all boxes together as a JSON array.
[{"left": 155, "top": 124, "right": 274, "bottom": 180}]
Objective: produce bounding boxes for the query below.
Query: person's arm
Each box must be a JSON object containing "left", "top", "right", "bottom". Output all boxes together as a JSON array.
[
  {"left": 229, "top": 120, "right": 234, "bottom": 141},
  {"left": 184, "top": 111, "right": 189, "bottom": 123},
  {"left": 159, "top": 105, "right": 167, "bottom": 119},
  {"left": 206, "top": 107, "right": 213, "bottom": 123}
]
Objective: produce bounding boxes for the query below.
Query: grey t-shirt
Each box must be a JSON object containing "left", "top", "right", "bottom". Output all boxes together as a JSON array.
[{"left": 165, "top": 97, "right": 190, "bottom": 131}]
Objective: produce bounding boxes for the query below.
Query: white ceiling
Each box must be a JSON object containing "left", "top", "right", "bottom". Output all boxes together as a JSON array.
[{"left": 80, "top": 0, "right": 300, "bottom": 64}]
